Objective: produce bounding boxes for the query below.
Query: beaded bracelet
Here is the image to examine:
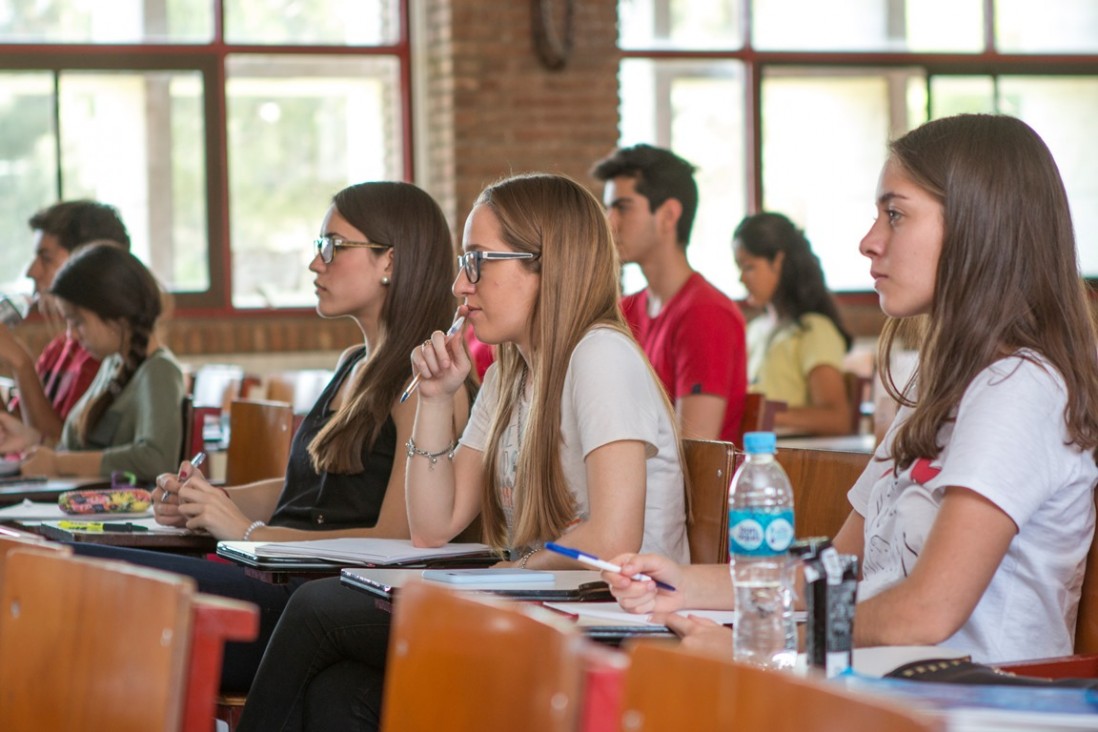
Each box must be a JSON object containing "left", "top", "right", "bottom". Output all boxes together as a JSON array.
[
  {"left": 518, "top": 546, "right": 542, "bottom": 569},
  {"left": 242, "top": 520, "right": 266, "bottom": 541},
  {"left": 405, "top": 437, "right": 457, "bottom": 470}
]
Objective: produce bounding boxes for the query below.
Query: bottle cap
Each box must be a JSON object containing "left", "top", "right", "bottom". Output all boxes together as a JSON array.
[{"left": 742, "top": 431, "right": 776, "bottom": 454}]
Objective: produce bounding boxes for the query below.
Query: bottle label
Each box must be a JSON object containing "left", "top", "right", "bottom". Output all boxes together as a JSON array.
[{"left": 729, "top": 509, "right": 795, "bottom": 557}]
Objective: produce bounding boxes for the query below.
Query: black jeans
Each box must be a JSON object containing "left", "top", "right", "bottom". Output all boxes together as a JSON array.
[
  {"left": 70, "top": 543, "right": 304, "bottom": 692},
  {"left": 237, "top": 577, "right": 392, "bottom": 732}
]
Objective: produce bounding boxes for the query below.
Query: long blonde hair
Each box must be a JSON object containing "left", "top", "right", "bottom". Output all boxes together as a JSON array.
[
  {"left": 476, "top": 174, "right": 643, "bottom": 549},
  {"left": 878, "top": 114, "right": 1098, "bottom": 468}
]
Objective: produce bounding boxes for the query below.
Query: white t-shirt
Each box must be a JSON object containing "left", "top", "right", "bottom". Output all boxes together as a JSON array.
[
  {"left": 460, "top": 327, "right": 689, "bottom": 564},
  {"left": 848, "top": 352, "right": 1097, "bottom": 662}
]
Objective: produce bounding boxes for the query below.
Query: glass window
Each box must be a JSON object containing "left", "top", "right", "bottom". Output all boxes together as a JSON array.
[
  {"left": 619, "top": 0, "right": 742, "bottom": 50},
  {"left": 224, "top": 0, "right": 400, "bottom": 45},
  {"left": 995, "top": 76, "right": 1098, "bottom": 275},
  {"left": 58, "top": 70, "right": 208, "bottom": 292},
  {"left": 751, "top": 0, "right": 983, "bottom": 53},
  {"left": 619, "top": 59, "right": 747, "bottom": 296},
  {"left": 996, "top": 0, "right": 1098, "bottom": 53},
  {"left": 0, "top": 0, "right": 213, "bottom": 44},
  {"left": 619, "top": 0, "right": 1098, "bottom": 290},
  {"left": 0, "top": 2, "right": 408, "bottom": 311},
  {"left": 761, "top": 68, "right": 925, "bottom": 292},
  {"left": 226, "top": 55, "right": 402, "bottom": 308},
  {"left": 0, "top": 72, "right": 56, "bottom": 296}
]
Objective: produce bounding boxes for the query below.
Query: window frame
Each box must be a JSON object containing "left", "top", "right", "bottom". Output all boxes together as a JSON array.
[
  {"left": 0, "top": 0, "right": 413, "bottom": 316},
  {"left": 619, "top": 0, "right": 1098, "bottom": 293}
]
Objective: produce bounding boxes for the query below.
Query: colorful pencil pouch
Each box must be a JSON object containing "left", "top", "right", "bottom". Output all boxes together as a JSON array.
[{"left": 58, "top": 488, "right": 153, "bottom": 515}]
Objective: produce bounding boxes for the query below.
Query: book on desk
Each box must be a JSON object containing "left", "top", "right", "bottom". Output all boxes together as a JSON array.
[
  {"left": 340, "top": 567, "right": 613, "bottom": 602},
  {"left": 217, "top": 537, "right": 500, "bottom": 570}
]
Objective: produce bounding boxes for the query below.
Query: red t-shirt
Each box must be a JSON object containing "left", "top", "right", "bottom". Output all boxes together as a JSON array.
[
  {"left": 8, "top": 334, "right": 101, "bottom": 420},
  {"left": 621, "top": 272, "right": 748, "bottom": 444}
]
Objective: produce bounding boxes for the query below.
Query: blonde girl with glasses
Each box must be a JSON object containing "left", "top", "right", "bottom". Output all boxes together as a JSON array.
[{"left": 238, "top": 173, "right": 688, "bottom": 731}]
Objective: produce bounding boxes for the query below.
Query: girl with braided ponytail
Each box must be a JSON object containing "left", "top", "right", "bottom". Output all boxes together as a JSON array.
[{"left": 0, "top": 242, "right": 184, "bottom": 481}]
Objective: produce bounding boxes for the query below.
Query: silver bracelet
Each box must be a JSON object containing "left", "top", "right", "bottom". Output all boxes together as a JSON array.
[
  {"left": 405, "top": 437, "right": 457, "bottom": 470},
  {"left": 518, "top": 547, "right": 542, "bottom": 569},
  {"left": 242, "top": 520, "right": 266, "bottom": 541}
]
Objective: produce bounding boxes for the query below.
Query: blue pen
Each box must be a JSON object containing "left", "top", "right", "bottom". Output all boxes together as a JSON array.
[{"left": 545, "top": 542, "right": 676, "bottom": 592}]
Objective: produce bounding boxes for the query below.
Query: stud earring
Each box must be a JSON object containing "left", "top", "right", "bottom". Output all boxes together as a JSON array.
[{"left": 381, "top": 276, "right": 391, "bottom": 286}]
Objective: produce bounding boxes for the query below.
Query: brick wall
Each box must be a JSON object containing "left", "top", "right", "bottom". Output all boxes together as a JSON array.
[{"left": 420, "top": 0, "right": 621, "bottom": 232}]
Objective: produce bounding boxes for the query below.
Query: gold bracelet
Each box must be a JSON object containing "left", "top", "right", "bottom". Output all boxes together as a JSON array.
[
  {"left": 405, "top": 437, "right": 457, "bottom": 470},
  {"left": 518, "top": 547, "right": 542, "bottom": 569}
]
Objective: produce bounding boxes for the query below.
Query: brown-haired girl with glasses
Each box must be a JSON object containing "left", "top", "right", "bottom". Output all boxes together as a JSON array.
[
  {"left": 69, "top": 181, "right": 472, "bottom": 693},
  {"left": 238, "top": 173, "right": 688, "bottom": 731}
]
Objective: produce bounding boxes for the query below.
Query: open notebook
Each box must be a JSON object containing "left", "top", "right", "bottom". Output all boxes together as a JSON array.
[{"left": 217, "top": 538, "right": 498, "bottom": 569}]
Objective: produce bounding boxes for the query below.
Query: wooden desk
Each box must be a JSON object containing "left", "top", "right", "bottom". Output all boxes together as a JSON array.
[
  {"left": 777, "top": 433, "right": 877, "bottom": 454},
  {"left": 0, "top": 477, "right": 109, "bottom": 505},
  {"left": 30, "top": 522, "right": 220, "bottom": 553}
]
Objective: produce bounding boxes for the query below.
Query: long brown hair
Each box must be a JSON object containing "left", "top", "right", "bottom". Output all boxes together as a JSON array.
[
  {"left": 49, "top": 242, "right": 161, "bottom": 443},
  {"left": 476, "top": 173, "right": 653, "bottom": 549},
  {"left": 308, "top": 182, "right": 458, "bottom": 474},
  {"left": 879, "top": 114, "right": 1098, "bottom": 467}
]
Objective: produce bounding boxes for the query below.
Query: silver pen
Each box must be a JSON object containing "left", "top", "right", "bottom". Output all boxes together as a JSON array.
[{"left": 400, "top": 315, "right": 466, "bottom": 403}]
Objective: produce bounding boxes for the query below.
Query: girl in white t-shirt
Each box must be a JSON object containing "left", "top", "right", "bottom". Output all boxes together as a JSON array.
[{"left": 606, "top": 113, "right": 1098, "bottom": 664}]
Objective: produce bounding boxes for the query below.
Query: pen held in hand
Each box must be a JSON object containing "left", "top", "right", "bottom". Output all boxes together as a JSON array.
[
  {"left": 179, "top": 450, "right": 207, "bottom": 481},
  {"left": 399, "top": 315, "right": 466, "bottom": 404},
  {"left": 545, "top": 542, "right": 677, "bottom": 592}
]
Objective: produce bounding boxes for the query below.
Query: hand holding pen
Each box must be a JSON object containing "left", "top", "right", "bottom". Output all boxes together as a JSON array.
[
  {"left": 545, "top": 542, "right": 677, "bottom": 591},
  {"left": 400, "top": 311, "right": 467, "bottom": 404},
  {"left": 152, "top": 451, "right": 207, "bottom": 527}
]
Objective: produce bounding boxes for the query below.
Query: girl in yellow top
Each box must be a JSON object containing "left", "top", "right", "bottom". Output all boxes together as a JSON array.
[{"left": 734, "top": 212, "right": 853, "bottom": 435}]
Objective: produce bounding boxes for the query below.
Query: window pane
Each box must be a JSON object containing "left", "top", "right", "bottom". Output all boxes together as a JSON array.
[
  {"left": 0, "top": 0, "right": 213, "bottom": 43},
  {"left": 226, "top": 54, "right": 402, "bottom": 308},
  {"left": 996, "top": 0, "right": 1098, "bottom": 53},
  {"left": 995, "top": 77, "right": 1098, "bottom": 277},
  {"left": 618, "top": 0, "right": 742, "bottom": 50},
  {"left": 58, "top": 71, "right": 209, "bottom": 292},
  {"left": 752, "top": 0, "right": 983, "bottom": 52},
  {"left": 619, "top": 59, "right": 747, "bottom": 297},
  {"left": 761, "top": 69, "right": 928, "bottom": 291},
  {"left": 0, "top": 72, "right": 56, "bottom": 296},
  {"left": 224, "top": 0, "right": 400, "bottom": 45},
  {"left": 929, "top": 76, "right": 996, "bottom": 118}
]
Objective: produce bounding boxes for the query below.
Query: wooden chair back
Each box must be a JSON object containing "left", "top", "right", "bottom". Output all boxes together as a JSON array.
[
  {"left": 0, "top": 549, "right": 194, "bottom": 731},
  {"left": 682, "top": 438, "right": 736, "bottom": 564},
  {"left": 0, "top": 529, "right": 69, "bottom": 593},
  {"left": 740, "top": 392, "right": 787, "bottom": 435},
  {"left": 179, "top": 394, "right": 219, "bottom": 463},
  {"left": 618, "top": 642, "right": 940, "bottom": 732},
  {"left": 1073, "top": 489, "right": 1098, "bottom": 653},
  {"left": 843, "top": 371, "right": 872, "bottom": 435},
  {"left": 775, "top": 446, "right": 872, "bottom": 540},
  {"left": 380, "top": 581, "right": 584, "bottom": 732},
  {"left": 181, "top": 594, "right": 259, "bottom": 732},
  {"left": 225, "top": 398, "right": 294, "bottom": 485}
]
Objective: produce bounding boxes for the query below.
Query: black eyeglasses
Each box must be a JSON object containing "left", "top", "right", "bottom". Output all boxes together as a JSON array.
[
  {"left": 314, "top": 235, "right": 391, "bottom": 264},
  {"left": 457, "top": 251, "right": 538, "bottom": 284}
]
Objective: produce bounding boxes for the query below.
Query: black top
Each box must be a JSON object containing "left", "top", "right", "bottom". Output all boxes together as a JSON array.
[{"left": 268, "top": 347, "right": 397, "bottom": 530}]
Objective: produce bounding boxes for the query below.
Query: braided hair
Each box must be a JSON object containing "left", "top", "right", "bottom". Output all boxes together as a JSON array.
[{"left": 49, "top": 242, "right": 163, "bottom": 443}]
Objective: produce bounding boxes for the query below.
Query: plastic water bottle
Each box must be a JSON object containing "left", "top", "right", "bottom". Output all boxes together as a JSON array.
[{"left": 728, "top": 431, "right": 796, "bottom": 670}]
